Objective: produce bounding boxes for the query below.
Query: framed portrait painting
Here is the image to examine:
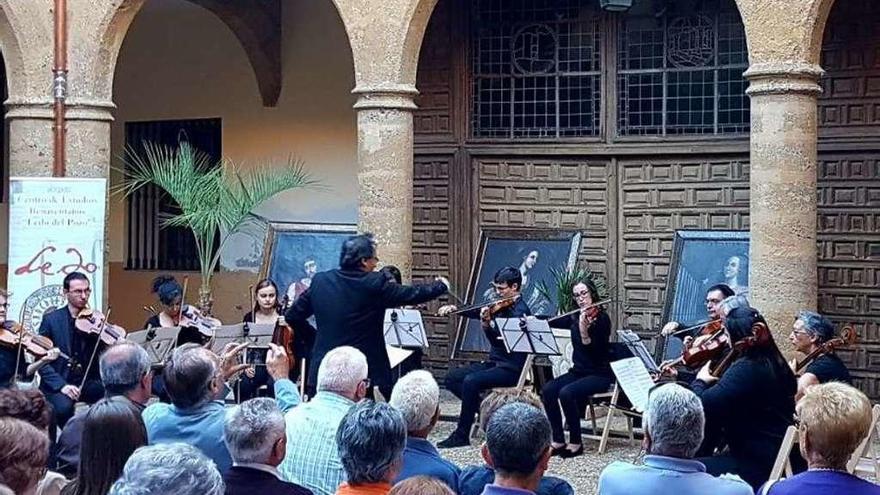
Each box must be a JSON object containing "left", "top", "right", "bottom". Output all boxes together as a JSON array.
[
  {"left": 452, "top": 228, "right": 581, "bottom": 358},
  {"left": 259, "top": 222, "right": 357, "bottom": 305},
  {"left": 657, "top": 230, "right": 750, "bottom": 361}
]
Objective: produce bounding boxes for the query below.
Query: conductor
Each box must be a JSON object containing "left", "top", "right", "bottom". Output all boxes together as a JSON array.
[{"left": 285, "top": 233, "right": 449, "bottom": 398}]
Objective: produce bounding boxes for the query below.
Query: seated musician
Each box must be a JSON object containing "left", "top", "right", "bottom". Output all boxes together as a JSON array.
[
  {"left": 436, "top": 267, "right": 531, "bottom": 448},
  {"left": 147, "top": 275, "right": 218, "bottom": 345},
  {"left": 542, "top": 279, "right": 611, "bottom": 459},
  {"left": 788, "top": 310, "right": 852, "bottom": 400},
  {"left": 38, "top": 272, "right": 106, "bottom": 429},
  {"left": 691, "top": 306, "right": 800, "bottom": 490},
  {"left": 0, "top": 288, "right": 59, "bottom": 388},
  {"left": 238, "top": 279, "right": 297, "bottom": 401}
]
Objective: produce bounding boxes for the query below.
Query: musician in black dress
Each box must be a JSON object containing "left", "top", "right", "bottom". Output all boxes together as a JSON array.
[
  {"left": 542, "top": 279, "right": 611, "bottom": 458},
  {"left": 38, "top": 272, "right": 106, "bottom": 429},
  {"left": 436, "top": 266, "right": 531, "bottom": 448},
  {"left": 691, "top": 307, "right": 799, "bottom": 489},
  {"left": 789, "top": 310, "right": 852, "bottom": 400}
]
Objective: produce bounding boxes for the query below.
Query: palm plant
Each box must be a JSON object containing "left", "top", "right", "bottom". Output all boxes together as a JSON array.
[
  {"left": 117, "top": 141, "right": 316, "bottom": 314},
  {"left": 537, "top": 264, "right": 610, "bottom": 315}
]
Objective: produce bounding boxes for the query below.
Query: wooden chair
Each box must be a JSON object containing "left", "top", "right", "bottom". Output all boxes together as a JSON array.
[
  {"left": 595, "top": 382, "right": 640, "bottom": 454},
  {"left": 767, "top": 425, "right": 799, "bottom": 483}
]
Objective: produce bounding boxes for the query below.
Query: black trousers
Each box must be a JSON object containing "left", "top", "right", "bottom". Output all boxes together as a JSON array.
[
  {"left": 445, "top": 362, "right": 519, "bottom": 435},
  {"left": 541, "top": 370, "right": 612, "bottom": 445},
  {"left": 45, "top": 379, "right": 104, "bottom": 429}
]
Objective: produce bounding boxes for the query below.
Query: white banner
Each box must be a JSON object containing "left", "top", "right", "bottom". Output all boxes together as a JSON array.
[{"left": 6, "top": 177, "right": 106, "bottom": 332}]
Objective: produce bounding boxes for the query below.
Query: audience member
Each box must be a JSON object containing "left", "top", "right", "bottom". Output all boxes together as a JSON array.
[
  {"left": 56, "top": 342, "right": 152, "bottom": 476},
  {"left": 335, "top": 401, "right": 406, "bottom": 495},
  {"left": 143, "top": 342, "right": 298, "bottom": 473},
  {"left": 108, "top": 443, "right": 224, "bottom": 495},
  {"left": 598, "top": 383, "right": 751, "bottom": 495},
  {"left": 223, "top": 398, "right": 312, "bottom": 495},
  {"left": 0, "top": 388, "right": 68, "bottom": 495},
  {"left": 279, "top": 346, "right": 370, "bottom": 495},
  {"left": 0, "top": 417, "right": 49, "bottom": 495},
  {"left": 479, "top": 403, "right": 552, "bottom": 495},
  {"left": 758, "top": 382, "right": 879, "bottom": 495},
  {"left": 60, "top": 397, "right": 147, "bottom": 495},
  {"left": 460, "top": 390, "right": 574, "bottom": 495},
  {"left": 389, "top": 476, "right": 455, "bottom": 495},
  {"left": 389, "top": 370, "right": 460, "bottom": 491}
]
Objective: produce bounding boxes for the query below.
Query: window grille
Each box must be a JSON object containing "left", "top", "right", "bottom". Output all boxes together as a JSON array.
[
  {"left": 124, "top": 118, "right": 221, "bottom": 271},
  {"left": 472, "top": 0, "right": 603, "bottom": 138},
  {"left": 617, "top": 1, "right": 749, "bottom": 136}
]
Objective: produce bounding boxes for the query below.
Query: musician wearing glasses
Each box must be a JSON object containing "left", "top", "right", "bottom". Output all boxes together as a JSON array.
[
  {"left": 789, "top": 311, "right": 852, "bottom": 400},
  {"left": 38, "top": 272, "right": 106, "bottom": 429},
  {"left": 436, "top": 267, "right": 531, "bottom": 448},
  {"left": 541, "top": 279, "right": 612, "bottom": 459}
]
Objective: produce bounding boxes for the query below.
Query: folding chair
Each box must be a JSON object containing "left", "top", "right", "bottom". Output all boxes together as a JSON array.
[
  {"left": 596, "top": 382, "right": 640, "bottom": 454},
  {"left": 767, "top": 425, "right": 799, "bottom": 483},
  {"left": 847, "top": 404, "right": 880, "bottom": 479}
]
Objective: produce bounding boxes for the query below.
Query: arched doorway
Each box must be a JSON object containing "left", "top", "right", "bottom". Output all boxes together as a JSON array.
[{"left": 107, "top": 0, "right": 357, "bottom": 329}]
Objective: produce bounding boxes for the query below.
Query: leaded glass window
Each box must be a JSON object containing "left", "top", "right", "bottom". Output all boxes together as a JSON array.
[
  {"left": 471, "top": 0, "right": 603, "bottom": 138},
  {"left": 617, "top": 1, "right": 749, "bottom": 136}
]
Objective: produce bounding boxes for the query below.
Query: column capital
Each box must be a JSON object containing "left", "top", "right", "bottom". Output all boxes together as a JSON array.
[
  {"left": 744, "top": 62, "right": 824, "bottom": 97},
  {"left": 352, "top": 84, "right": 419, "bottom": 111},
  {"left": 5, "top": 97, "right": 116, "bottom": 122}
]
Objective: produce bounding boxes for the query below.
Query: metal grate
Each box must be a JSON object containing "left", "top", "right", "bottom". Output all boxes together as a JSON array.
[
  {"left": 472, "top": 0, "right": 602, "bottom": 138},
  {"left": 617, "top": 1, "right": 750, "bottom": 136}
]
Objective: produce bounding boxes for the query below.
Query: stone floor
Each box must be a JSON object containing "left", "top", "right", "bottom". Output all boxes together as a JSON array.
[{"left": 430, "top": 390, "right": 643, "bottom": 494}]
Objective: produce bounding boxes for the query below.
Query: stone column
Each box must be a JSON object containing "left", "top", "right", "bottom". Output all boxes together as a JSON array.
[
  {"left": 744, "top": 62, "right": 823, "bottom": 351},
  {"left": 352, "top": 84, "right": 418, "bottom": 281}
]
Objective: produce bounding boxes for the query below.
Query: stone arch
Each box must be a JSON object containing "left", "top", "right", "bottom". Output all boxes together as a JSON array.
[
  {"left": 93, "top": 0, "right": 356, "bottom": 107},
  {"left": 807, "top": 0, "right": 839, "bottom": 64},
  {"left": 733, "top": 0, "right": 833, "bottom": 65},
  {"left": 0, "top": 1, "right": 39, "bottom": 99}
]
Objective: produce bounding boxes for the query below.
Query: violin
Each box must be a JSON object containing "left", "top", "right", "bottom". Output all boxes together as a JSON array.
[
  {"left": 0, "top": 321, "right": 69, "bottom": 360},
  {"left": 709, "top": 321, "right": 771, "bottom": 377},
  {"left": 481, "top": 296, "right": 517, "bottom": 323},
  {"left": 76, "top": 308, "right": 127, "bottom": 345},
  {"left": 659, "top": 324, "right": 730, "bottom": 372},
  {"left": 176, "top": 304, "right": 220, "bottom": 338},
  {"left": 446, "top": 295, "right": 518, "bottom": 316},
  {"left": 272, "top": 295, "right": 296, "bottom": 373},
  {"left": 795, "top": 325, "right": 857, "bottom": 374}
]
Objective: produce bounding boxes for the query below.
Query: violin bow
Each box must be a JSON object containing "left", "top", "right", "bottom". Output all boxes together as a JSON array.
[
  {"left": 667, "top": 318, "right": 722, "bottom": 337},
  {"left": 447, "top": 295, "right": 519, "bottom": 315},
  {"left": 79, "top": 306, "right": 113, "bottom": 392},
  {"left": 180, "top": 276, "right": 189, "bottom": 323},
  {"left": 546, "top": 298, "right": 615, "bottom": 324}
]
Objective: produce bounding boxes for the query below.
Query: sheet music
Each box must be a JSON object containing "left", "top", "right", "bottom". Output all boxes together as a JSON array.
[
  {"left": 386, "top": 344, "right": 414, "bottom": 368},
  {"left": 610, "top": 357, "right": 655, "bottom": 413}
]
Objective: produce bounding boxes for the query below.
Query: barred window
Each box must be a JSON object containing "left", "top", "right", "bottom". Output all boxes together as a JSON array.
[
  {"left": 471, "top": 0, "right": 603, "bottom": 138},
  {"left": 617, "top": 0, "right": 749, "bottom": 136}
]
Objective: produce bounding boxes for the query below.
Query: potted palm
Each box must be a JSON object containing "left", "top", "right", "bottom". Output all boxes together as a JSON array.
[{"left": 117, "top": 141, "right": 315, "bottom": 314}]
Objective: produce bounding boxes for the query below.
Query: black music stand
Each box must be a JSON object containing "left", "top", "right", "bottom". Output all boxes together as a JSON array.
[
  {"left": 616, "top": 329, "right": 661, "bottom": 374},
  {"left": 383, "top": 309, "right": 428, "bottom": 349},
  {"left": 496, "top": 316, "right": 561, "bottom": 356}
]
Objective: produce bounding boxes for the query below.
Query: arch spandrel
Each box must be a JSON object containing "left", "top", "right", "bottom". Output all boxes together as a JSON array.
[{"left": 734, "top": 0, "right": 836, "bottom": 66}]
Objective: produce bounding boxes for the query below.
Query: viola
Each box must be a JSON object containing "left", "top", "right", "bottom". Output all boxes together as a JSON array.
[
  {"left": 0, "top": 321, "right": 69, "bottom": 360},
  {"left": 710, "top": 321, "right": 771, "bottom": 377},
  {"left": 176, "top": 304, "right": 220, "bottom": 337},
  {"left": 76, "top": 308, "right": 127, "bottom": 345},
  {"left": 660, "top": 325, "right": 730, "bottom": 372}
]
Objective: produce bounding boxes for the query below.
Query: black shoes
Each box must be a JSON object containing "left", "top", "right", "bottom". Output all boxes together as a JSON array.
[
  {"left": 560, "top": 444, "right": 585, "bottom": 459},
  {"left": 438, "top": 431, "right": 470, "bottom": 449}
]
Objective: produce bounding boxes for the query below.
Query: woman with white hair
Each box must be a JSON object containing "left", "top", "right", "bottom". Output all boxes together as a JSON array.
[
  {"left": 757, "top": 382, "right": 879, "bottom": 495},
  {"left": 788, "top": 310, "right": 852, "bottom": 400}
]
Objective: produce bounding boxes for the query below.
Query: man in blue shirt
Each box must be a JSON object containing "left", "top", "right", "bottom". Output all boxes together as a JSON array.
[
  {"left": 599, "top": 383, "right": 752, "bottom": 495},
  {"left": 389, "top": 370, "right": 460, "bottom": 492},
  {"left": 479, "top": 403, "right": 552, "bottom": 495},
  {"left": 143, "top": 342, "right": 300, "bottom": 473}
]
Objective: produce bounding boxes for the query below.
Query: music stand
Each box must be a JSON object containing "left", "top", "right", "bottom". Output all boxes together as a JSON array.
[
  {"left": 127, "top": 326, "right": 181, "bottom": 368},
  {"left": 616, "top": 329, "right": 661, "bottom": 374},
  {"left": 496, "top": 316, "right": 561, "bottom": 356},
  {"left": 383, "top": 309, "right": 428, "bottom": 349}
]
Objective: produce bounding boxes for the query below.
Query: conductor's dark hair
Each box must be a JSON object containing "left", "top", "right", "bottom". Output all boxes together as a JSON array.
[
  {"left": 151, "top": 275, "right": 183, "bottom": 306},
  {"left": 493, "top": 267, "right": 522, "bottom": 290},
  {"left": 706, "top": 284, "right": 735, "bottom": 299},
  {"left": 339, "top": 233, "right": 377, "bottom": 270},
  {"left": 63, "top": 272, "right": 89, "bottom": 291},
  {"left": 381, "top": 266, "right": 402, "bottom": 284}
]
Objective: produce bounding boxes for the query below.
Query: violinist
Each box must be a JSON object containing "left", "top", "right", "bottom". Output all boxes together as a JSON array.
[
  {"left": 436, "top": 266, "right": 530, "bottom": 448},
  {"left": 148, "top": 275, "right": 219, "bottom": 344},
  {"left": 0, "top": 289, "right": 60, "bottom": 387},
  {"left": 789, "top": 310, "right": 852, "bottom": 400},
  {"left": 38, "top": 272, "right": 106, "bottom": 429},
  {"left": 237, "top": 279, "right": 293, "bottom": 401},
  {"left": 541, "top": 279, "right": 611, "bottom": 459},
  {"left": 691, "top": 307, "right": 799, "bottom": 490}
]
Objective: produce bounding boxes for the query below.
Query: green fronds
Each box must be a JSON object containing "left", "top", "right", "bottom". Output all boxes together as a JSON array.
[{"left": 536, "top": 264, "right": 610, "bottom": 314}]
